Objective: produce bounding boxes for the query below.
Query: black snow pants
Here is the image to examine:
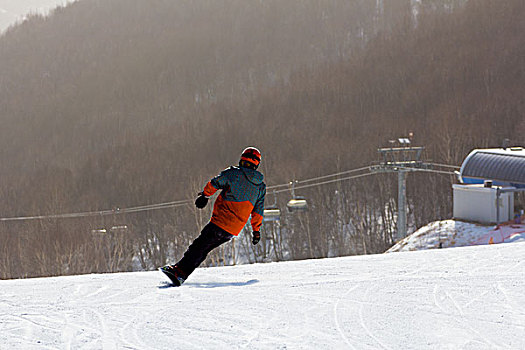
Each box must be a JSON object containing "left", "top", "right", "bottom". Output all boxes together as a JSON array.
[{"left": 177, "top": 222, "right": 233, "bottom": 277}]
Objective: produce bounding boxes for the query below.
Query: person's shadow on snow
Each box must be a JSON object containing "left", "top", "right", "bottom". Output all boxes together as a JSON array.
[
  {"left": 188, "top": 279, "right": 259, "bottom": 288},
  {"left": 159, "top": 279, "right": 259, "bottom": 289}
]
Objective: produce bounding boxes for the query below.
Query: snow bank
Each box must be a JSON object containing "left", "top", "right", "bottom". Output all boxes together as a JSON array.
[{"left": 388, "top": 219, "right": 525, "bottom": 253}]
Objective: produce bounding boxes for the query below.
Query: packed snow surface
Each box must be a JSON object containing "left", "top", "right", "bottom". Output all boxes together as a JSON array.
[{"left": 1, "top": 243, "right": 525, "bottom": 349}]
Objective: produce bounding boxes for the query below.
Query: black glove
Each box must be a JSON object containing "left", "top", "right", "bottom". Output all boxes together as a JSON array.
[
  {"left": 252, "top": 231, "right": 261, "bottom": 245},
  {"left": 195, "top": 192, "right": 208, "bottom": 209}
]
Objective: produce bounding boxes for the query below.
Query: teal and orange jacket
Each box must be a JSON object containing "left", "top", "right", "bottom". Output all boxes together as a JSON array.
[{"left": 202, "top": 166, "right": 266, "bottom": 236}]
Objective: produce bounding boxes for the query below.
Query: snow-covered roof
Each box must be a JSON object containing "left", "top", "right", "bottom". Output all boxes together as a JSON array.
[{"left": 460, "top": 147, "right": 525, "bottom": 185}]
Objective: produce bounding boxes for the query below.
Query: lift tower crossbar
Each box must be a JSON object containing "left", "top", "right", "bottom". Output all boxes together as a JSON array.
[{"left": 370, "top": 141, "right": 433, "bottom": 242}]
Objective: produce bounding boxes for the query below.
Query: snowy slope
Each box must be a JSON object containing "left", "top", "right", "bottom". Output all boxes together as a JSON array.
[{"left": 1, "top": 242, "right": 525, "bottom": 349}]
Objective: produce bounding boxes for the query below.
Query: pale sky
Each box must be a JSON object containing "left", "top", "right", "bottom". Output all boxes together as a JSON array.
[{"left": 0, "top": 0, "right": 74, "bottom": 33}]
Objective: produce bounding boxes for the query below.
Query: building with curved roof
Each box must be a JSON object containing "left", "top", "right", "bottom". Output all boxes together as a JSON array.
[
  {"left": 459, "top": 147, "right": 525, "bottom": 188},
  {"left": 454, "top": 147, "right": 525, "bottom": 224}
]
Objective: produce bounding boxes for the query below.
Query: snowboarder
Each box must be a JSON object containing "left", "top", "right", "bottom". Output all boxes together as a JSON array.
[{"left": 160, "top": 147, "right": 266, "bottom": 286}]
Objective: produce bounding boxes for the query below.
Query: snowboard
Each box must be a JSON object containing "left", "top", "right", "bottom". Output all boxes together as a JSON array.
[{"left": 158, "top": 266, "right": 185, "bottom": 287}]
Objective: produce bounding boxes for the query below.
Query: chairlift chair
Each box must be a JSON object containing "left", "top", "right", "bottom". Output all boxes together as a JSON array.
[
  {"left": 91, "top": 228, "right": 107, "bottom": 235},
  {"left": 263, "top": 206, "right": 281, "bottom": 222},
  {"left": 287, "top": 196, "right": 308, "bottom": 212},
  {"left": 264, "top": 190, "right": 281, "bottom": 222},
  {"left": 110, "top": 225, "right": 128, "bottom": 233},
  {"left": 287, "top": 180, "right": 308, "bottom": 212}
]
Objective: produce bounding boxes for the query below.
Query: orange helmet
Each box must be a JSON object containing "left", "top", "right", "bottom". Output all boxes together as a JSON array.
[{"left": 240, "top": 147, "right": 261, "bottom": 168}]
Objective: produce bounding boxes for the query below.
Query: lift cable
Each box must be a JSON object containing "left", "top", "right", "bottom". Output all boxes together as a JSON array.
[
  {"left": 293, "top": 166, "right": 371, "bottom": 185},
  {"left": 0, "top": 163, "right": 458, "bottom": 222},
  {"left": 393, "top": 166, "right": 457, "bottom": 176},
  {"left": 0, "top": 200, "right": 191, "bottom": 222},
  {"left": 271, "top": 172, "right": 376, "bottom": 194},
  {"left": 265, "top": 166, "right": 371, "bottom": 190},
  {"left": 427, "top": 162, "right": 461, "bottom": 169}
]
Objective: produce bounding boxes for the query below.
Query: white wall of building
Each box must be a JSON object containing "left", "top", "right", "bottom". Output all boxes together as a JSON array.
[{"left": 453, "top": 184, "right": 514, "bottom": 224}]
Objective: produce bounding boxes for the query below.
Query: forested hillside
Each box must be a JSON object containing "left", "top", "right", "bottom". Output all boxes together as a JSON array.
[{"left": 1, "top": 0, "right": 523, "bottom": 278}]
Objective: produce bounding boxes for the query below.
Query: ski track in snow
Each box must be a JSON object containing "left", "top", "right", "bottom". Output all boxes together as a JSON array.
[
  {"left": 1, "top": 242, "right": 525, "bottom": 349},
  {"left": 333, "top": 284, "right": 360, "bottom": 349}
]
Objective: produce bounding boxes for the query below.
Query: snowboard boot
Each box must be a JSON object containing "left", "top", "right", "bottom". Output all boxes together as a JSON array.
[{"left": 159, "top": 264, "right": 187, "bottom": 286}]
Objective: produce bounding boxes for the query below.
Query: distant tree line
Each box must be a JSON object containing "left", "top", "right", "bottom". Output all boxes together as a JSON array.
[{"left": 0, "top": 0, "right": 524, "bottom": 278}]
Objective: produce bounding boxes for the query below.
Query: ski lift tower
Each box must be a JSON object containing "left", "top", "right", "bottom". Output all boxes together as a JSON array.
[{"left": 370, "top": 137, "right": 433, "bottom": 241}]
